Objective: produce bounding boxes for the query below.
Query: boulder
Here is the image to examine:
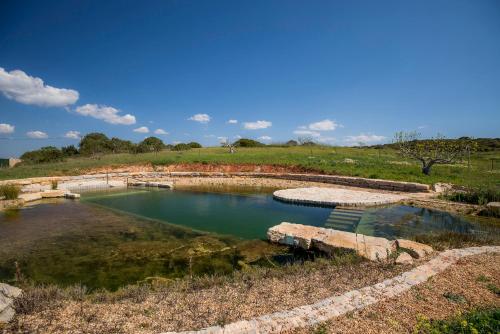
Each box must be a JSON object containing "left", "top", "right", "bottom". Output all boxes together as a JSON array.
[
  {"left": 396, "top": 239, "right": 433, "bottom": 258},
  {"left": 0, "top": 283, "right": 22, "bottom": 324},
  {"left": 432, "top": 183, "right": 454, "bottom": 193},
  {"left": 395, "top": 252, "right": 413, "bottom": 265}
]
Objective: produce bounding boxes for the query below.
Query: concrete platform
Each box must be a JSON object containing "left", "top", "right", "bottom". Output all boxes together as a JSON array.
[{"left": 273, "top": 187, "right": 404, "bottom": 207}]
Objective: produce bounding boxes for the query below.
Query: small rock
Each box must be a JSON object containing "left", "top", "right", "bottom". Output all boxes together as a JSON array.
[
  {"left": 0, "top": 283, "right": 22, "bottom": 324},
  {"left": 397, "top": 239, "right": 433, "bottom": 258},
  {"left": 486, "top": 202, "right": 500, "bottom": 215},
  {"left": 432, "top": 183, "right": 454, "bottom": 193},
  {"left": 395, "top": 252, "right": 413, "bottom": 265}
]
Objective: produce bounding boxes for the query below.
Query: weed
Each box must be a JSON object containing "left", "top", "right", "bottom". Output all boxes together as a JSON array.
[{"left": 0, "top": 183, "right": 20, "bottom": 199}]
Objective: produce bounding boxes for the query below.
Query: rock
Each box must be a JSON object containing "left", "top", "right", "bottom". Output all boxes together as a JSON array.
[
  {"left": 486, "top": 202, "right": 500, "bottom": 215},
  {"left": 267, "top": 223, "right": 321, "bottom": 249},
  {"left": 41, "top": 190, "right": 66, "bottom": 198},
  {"left": 395, "top": 252, "right": 413, "bottom": 265},
  {"left": 343, "top": 158, "right": 356, "bottom": 164},
  {"left": 0, "top": 283, "right": 22, "bottom": 324},
  {"left": 267, "top": 223, "right": 396, "bottom": 261},
  {"left": 432, "top": 183, "right": 454, "bottom": 193},
  {"left": 18, "top": 192, "right": 43, "bottom": 202},
  {"left": 65, "top": 193, "right": 81, "bottom": 199},
  {"left": 396, "top": 239, "right": 433, "bottom": 258}
]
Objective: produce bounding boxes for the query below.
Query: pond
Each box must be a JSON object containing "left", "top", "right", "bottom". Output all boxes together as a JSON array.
[{"left": 0, "top": 186, "right": 497, "bottom": 290}]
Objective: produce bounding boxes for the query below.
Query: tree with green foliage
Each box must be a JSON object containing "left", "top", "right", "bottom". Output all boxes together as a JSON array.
[
  {"left": 79, "top": 133, "right": 112, "bottom": 156},
  {"left": 395, "top": 132, "right": 477, "bottom": 175},
  {"left": 187, "top": 142, "right": 202, "bottom": 148},
  {"left": 137, "top": 137, "right": 165, "bottom": 153},
  {"left": 233, "top": 138, "right": 265, "bottom": 147},
  {"left": 20, "top": 146, "right": 64, "bottom": 164},
  {"left": 172, "top": 143, "right": 191, "bottom": 151},
  {"left": 109, "top": 137, "right": 136, "bottom": 153}
]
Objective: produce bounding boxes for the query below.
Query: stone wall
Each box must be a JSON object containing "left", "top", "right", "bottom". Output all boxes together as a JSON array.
[{"left": 0, "top": 171, "right": 430, "bottom": 193}]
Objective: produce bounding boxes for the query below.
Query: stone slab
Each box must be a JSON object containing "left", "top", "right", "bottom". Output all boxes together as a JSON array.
[{"left": 273, "top": 187, "right": 405, "bottom": 207}]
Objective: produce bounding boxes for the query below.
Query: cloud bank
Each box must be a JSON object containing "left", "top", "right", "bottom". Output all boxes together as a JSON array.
[
  {"left": 0, "top": 123, "right": 15, "bottom": 134},
  {"left": 0, "top": 67, "right": 79, "bottom": 107},
  {"left": 188, "top": 113, "right": 211, "bottom": 123},
  {"left": 243, "top": 120, "right": 272, "bottom": 130},
  {"left": 27, "top": 130, "right": 48, "bottom": 139},
  {"left": 75, "top": 104, "right": 136, "bottom": 125}
]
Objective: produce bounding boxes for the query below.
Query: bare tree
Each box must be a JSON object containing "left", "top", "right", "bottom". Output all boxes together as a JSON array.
[
  {"left": 394, "top": 132, "right": 476, "bottom": 175},
  {"left": 220, "top": 138, "right": 235, "bottom": 154}
]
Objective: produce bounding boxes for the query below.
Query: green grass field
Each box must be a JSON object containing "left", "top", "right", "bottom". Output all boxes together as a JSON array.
[{"left": 1, "top": 146, "right": 499, "bottom": 187}]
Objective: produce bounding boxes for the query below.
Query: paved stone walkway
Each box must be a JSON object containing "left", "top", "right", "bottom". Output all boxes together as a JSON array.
[
  {"left": 273, "top": 187, "right": 405, "bottom": 207},
  {"left": 162, "top": 246, "right": 500, "bottom": 334}
]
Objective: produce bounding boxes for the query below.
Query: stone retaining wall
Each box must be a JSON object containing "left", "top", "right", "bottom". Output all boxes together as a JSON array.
[{"left": 0, "top": 171, "right": 430, "bottom": 193}]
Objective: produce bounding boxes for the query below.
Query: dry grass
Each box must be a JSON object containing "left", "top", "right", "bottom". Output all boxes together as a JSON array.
[
  {"left": 300, "top": 252, "right": 500, "bottom": 334},
  {"left": 5, "top": 255, "right": 411, "bottom": 333}
]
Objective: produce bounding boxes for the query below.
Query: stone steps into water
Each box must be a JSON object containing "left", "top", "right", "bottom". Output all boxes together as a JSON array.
[{"left": 324, "top": 207, "right": 364, "bottom": 232}]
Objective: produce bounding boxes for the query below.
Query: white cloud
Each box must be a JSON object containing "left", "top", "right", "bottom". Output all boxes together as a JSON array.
[
  {"left": 27, "top": 130, "right": 48, "bottom": 139},
  {"left": 0, "top": 67, "right": 79, "bottom": 107},
  {"left": 218, "top": 136, "right": 228, "bottom": 143},
  {"left": 0, "top": 123, "right": 15, "bottom": 134},
  {"left": 133, "top": 126, "right": 149, "bottom": 133},
  {"left": 293, "top": 129, "right": 321, "bottom": 137},
  {"left": 188, "top": 113, "right": 211, "bottom": 123},
  {"left": 234, "top": 135, "right": 242, "bottom": 139},
  {"left": 243, "top": 120, "right": 272, "bottom": 130},
  {"left": 75, "top": 104, "right": 136, "bottom": 125},
  {"left": 343, "top": 134, "right": 386, "bottom": 145},
  {"left": 417, "top": 125, "right": 427, "bottom": 129},
  {"left": 316, "top": 136, "right": 336, "bottom": 144},
  {"left": 308, "top": 119, "right": 338, "bottom": 131},
  {"left": 204, "top": 134, "right": 216, "bottom": 138},
  {"left": 64, "top": 130, "right": 81, "bottom": 139},
  {"left": 154, "top": 128, "right": 168, "bottom": 135},
  {"left": 258, "top": 136, "right": 272, "bottom": 141},
  {"left": 227, "top": 119, "right": 238, "bottom": 124}
]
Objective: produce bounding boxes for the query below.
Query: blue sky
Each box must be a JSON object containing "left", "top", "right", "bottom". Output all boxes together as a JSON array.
[{"left": 1, "top": 0, "right": 499, "bottom": 157}]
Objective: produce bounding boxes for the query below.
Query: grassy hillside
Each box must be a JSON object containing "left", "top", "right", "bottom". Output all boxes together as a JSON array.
[{"left": 1, "top": 146, "right": 499, "bottom": 187}]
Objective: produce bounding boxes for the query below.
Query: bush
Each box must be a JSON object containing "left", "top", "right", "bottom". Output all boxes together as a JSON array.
[
  {"left": 137, "top": 137, "right": 165, "bottom": 153},
  {"left": 20, "top": 146, "right": 64, "bottom": 164},
  {"left": 442, "top": 186, "right": 499, "bottom": 205},
  {"left": 79, "top": 133, "right": 112, "bottom": 155},
  {"left": 172, "top": 143, "right": 191, "bottom": 151},
  {"left": 233, "top": 138, "right": 265, "bottom": 147},
  {"left": 414, "top": 308, "right": 499, "bottom": 333},
  {"left": 61, "top": 145, "right": 79, "bottom": 156},
  {"left": 0, "top": 184, "right": 20, "bottom": 200},
  {"left": 187, "top": 142, "right": 202, "bottom": 148}
]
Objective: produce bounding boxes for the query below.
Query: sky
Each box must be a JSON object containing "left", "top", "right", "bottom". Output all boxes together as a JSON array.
[{"left": 1, "top": 0, "right": 499, "bottom": 157}]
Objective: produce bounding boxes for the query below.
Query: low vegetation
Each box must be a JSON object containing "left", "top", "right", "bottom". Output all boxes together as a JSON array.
[
  {"left": 0, "top": 183, "right": 20, "bottom": 199},
  {"left": 441, "top": 185, "right": 499, "bottom": 205},
  {"left": 414, "top": 307, "right": 499, "bottom": 333}
]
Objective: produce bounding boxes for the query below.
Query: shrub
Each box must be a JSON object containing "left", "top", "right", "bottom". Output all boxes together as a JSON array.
[
  {"left": 137, "top": 137, "right": 165, "bottom": 153},
  {"left": 20, "top": 146, "right": 64, "bottom": 164},
  {"left": 51, "top": 180, "right": 58, "bottom": 190},
  {"left": 79, "top": 133, "right": 112, "bottom": 155},
  {"left": 442, "top": 186, "right": 499, "bottom": 205},
  {"left": 187, "top": 142, "right": 202, "bottom": 148},
  {"left": 414, "top": 308, "right": 500, "bottom": 333},
  {"left": 233, "top": 138, "right": 265, "bottom": 147},
  {"left": 0, "top": 184, "right": 20, "bottom": 200},
  {"left": 61, "top": 145, "right": 79, "bottom": 156},
  {"left": 172, "top": 143, "right": 191, "bottom": 151}
]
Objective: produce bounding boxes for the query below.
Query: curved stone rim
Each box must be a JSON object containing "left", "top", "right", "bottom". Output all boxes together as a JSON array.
[
  {"left": 161, "top": 246, "right": 500, "bottom": 334},
  {"left": 273, "top": 187, "right": 405, "bottom": 207}
]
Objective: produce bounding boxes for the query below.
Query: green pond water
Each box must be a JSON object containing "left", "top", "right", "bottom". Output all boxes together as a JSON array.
[{"left": 0, "top": 186, "right": 497, "bottom": 290}]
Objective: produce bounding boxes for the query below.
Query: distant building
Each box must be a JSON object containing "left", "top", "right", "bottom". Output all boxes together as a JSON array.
[{"left": 0, "top": 158, "right": 22, "bottom": 168}]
